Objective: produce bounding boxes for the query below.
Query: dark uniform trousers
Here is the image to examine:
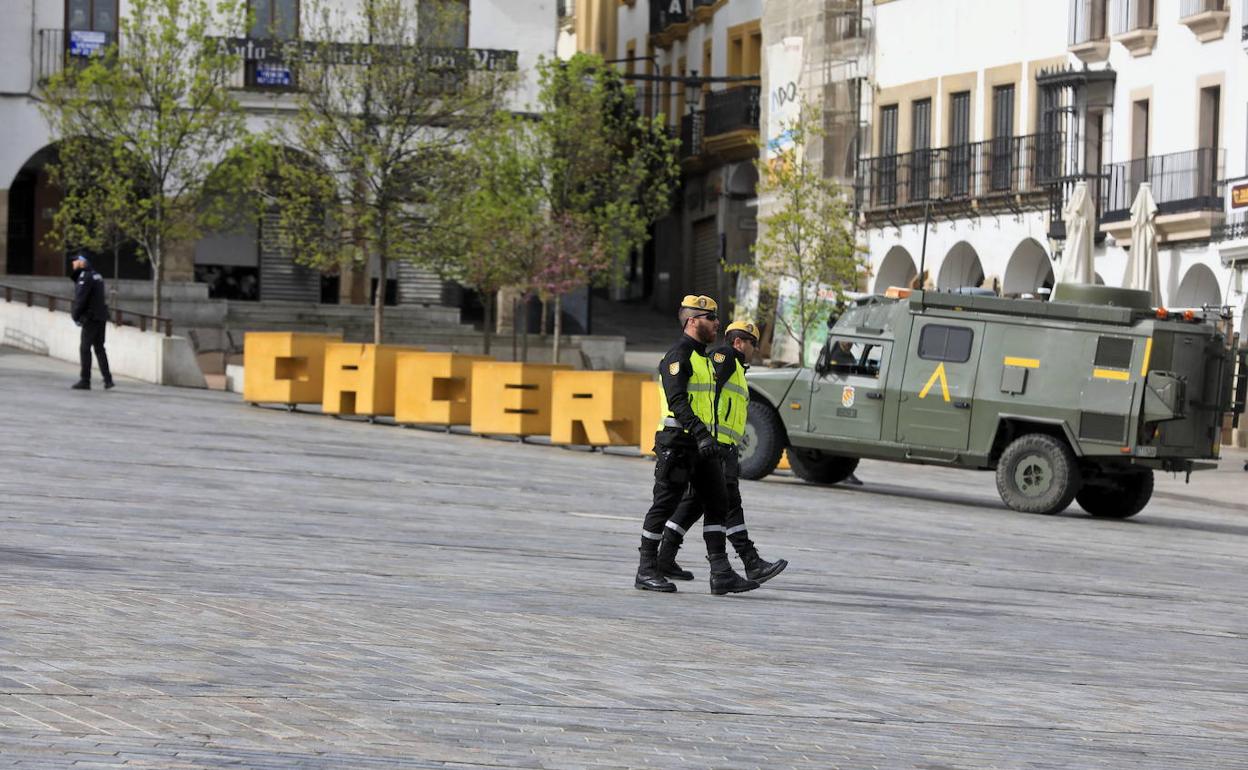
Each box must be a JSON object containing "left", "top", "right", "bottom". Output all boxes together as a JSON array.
[
  {"left": 666, "top": 445, "right": 752, "bottom": 554},
  {"left": 80, "top": 319, "right": 112, "bottom": 384},
  {"left": 641, "top": 431, "right": 729, "bottom": 555}
]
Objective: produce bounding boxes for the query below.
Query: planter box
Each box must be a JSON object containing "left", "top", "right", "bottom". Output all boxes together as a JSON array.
[
  {"left": 550, "top": 371, "right": 654, "bottom": 446},
  {"left": 394, "top": 352, "right": 493, "bottom": 425},
  {"left": 322, "top": 343, "right": 423, "bottom": 417},
  {"left": 470, "top": 362, "right": 572, "bottom": 436},
  {"left": 243, "top": 331, "right": 341, "bottom": 404}
]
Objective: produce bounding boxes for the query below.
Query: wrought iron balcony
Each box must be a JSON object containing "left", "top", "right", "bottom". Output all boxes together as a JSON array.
[
  {"left": 703, "top": 86, "right": 760, "bottom": 138},
  {"left": 856, "top": 134, "right": 1064, "bottom": 214},
  {"left": 1100, "top": 148, "right": 1224, "bottom": 223},
  {"left": 37, "top": 28, "right": 116, "bottom": 83}
]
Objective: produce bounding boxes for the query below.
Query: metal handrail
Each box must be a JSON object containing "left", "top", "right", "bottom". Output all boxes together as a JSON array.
[
  {"left": 1100, "top": 147, "right": 1224, "bottom": 221},
  {"left": 0, "top": 282, "right": 173, "bottom": 337}
]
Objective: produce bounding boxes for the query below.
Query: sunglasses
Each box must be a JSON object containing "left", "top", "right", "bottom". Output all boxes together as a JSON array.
[{"left": 694, "top": 312, "right": 719, "bottom": 322}]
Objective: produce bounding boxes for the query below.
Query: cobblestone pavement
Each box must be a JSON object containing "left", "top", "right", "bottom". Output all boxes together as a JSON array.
[{"left": 1, "top": 348, "right": 1246, "bottom": 769}]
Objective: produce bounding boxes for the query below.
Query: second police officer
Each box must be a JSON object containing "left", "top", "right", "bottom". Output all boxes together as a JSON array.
[
  {"left": 634, "top": 295, "right": 759, "bottom": 595},
  {"left": 658, "top": 320, "right": 788, "bottom": 584}
]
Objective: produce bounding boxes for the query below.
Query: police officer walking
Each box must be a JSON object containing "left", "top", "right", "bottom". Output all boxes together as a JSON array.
[
  {"left": 70, "top": 254, "right": 114, "bottom": 391},
  {"left": 635, "top": 295, "right": 758, "bottom": 595},
  {"left": 659, "top": 320, "right": 788, "bottom": 584}
]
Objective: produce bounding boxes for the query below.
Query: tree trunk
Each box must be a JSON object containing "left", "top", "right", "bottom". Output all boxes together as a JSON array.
[
  {"left": 520, "top": 295, "right": 529, "bottom": 363},
  {"left": 540, "top": 298, "right": 548, "bottom": 337},
  {"left": 151, "top": 238, "right": 163, "bottom": 318},
  {"left": 551, "top": 293, "right": 563, "bottom": 365},
  {"left": 480, "top": 288, "right": 493, "bottom": 355},
  {"left": 110, "top": 241, "right": 120, "bottom": 312},
  {"left": 372, "top": 253, "right": 386, "bottom": 344}
]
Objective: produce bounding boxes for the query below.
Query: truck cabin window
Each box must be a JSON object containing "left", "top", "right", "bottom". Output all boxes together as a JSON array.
[{"left": 818, "top": 338, "right": 882, "bottom": 378}]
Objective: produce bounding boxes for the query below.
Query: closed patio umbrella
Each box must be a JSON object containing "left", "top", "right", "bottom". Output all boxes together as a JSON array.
[
  {"left": 1124, "top": 182, "right": 1162, "bottom": 306},
  {"left": 1059, "top": 180, "right": 1096, "bottom": 285}
]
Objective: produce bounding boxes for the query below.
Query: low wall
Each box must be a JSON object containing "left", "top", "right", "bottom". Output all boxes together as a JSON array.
[{"left": 0, "top": 301, "right": 206, "bottom": 388}]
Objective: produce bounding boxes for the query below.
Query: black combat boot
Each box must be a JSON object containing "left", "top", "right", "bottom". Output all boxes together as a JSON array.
[
  {"left": 706, "top": 553, "right": 759, "bottom": 595},
  {"left": 739, "top": 547, "right": 788, "bottom": 584},
  {"left": 71, "top": 380, "right": 90, "bottom": 390},
  {"left": 657, "top": 530, "right": 694, "bottom": 580},
  {"left": 635, "top": 547, "right": 677, "bottom": 592}
]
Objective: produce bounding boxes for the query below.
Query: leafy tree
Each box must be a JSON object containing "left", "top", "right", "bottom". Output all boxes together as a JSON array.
[
  {"left": 736, "top": 102, "right": 863, "bottom": 366},
  {"left": 43, "top": 138, "right": 145, "bottom": 308},
  {"left": 269, "top": 0, "right": 516, "bottom": 343},
  {"left": 440, "top": 53, "right": 676, "bottom": 360},
  {"left": 531, "top": 212, "right": 608, "bottom": 363},
  {"left": 40, "top": 0, "right": 260, "bottom": 317}
]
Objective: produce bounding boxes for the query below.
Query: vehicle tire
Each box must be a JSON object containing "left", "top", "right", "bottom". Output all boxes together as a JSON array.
[
  {"left": 1076, "top": 469, "right": 1154, "bottom": 519},
  {"left": 738, "top": 400, "right": 786, "bottom": 480},
  {"left": 995, "top": 433, "right": 1081, "bottom": 514},
  {"left": 787, "top": 447, "right": 861, "bottom": 485}
]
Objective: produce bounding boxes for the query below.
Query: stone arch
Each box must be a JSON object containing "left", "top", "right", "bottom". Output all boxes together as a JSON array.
[
  {"left": 937, "top": 241, "right": 985, "bottom": 290},
  {"left": 1172, "top": 263, "right": 1222, "bottom": 308},
  {"left": 1003, "top": 238, "right": 1054, "bottom": 297},
  {"left": 5, "top": 141, "right": 149, "bottom": 278},
  {"left": 873, "top": 245, "right": 917, "bottom": 293},
  {"left": 196, "top": 145, "right": 333, "bottom": 303}
]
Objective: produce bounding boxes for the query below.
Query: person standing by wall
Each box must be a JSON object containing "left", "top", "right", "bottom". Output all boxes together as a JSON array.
[{"left": 70, "top": 254, "right": 114, "bottom": 390}]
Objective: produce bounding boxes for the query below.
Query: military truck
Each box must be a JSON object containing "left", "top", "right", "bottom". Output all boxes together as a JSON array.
[{"left": 741, "top": 283, "right": 1242, "bottom": 518}]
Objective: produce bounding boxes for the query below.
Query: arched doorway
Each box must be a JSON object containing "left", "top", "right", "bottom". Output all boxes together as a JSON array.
[
  {"left": 5, "top": 142, "right": 149, "bottom": 279},
  {"left": 1172, "top": 263, "right": 1222, "bottom": 308},
  {"left": 873, "top": 245, "right": 917, "bottom": 293},
  {"left": 197, "top": 146, "right": 327, "bottom": 303},
  {"left": 937, "top": 242, "right": 985, "bottom": 290},
  {"left": 1003, "top": 239, "right": 1054, "bottom": 297}
]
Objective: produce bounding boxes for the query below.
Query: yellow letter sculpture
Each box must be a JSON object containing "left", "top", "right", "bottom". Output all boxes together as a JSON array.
[
  {"left": 550, "top": 371, "right": 653, "bottom": 446},
  {"left": 322, "top": 343, "right": 422, "bottom": 417},
  {"left": 469, "top": 362, "right": 572, "bottom": 436},
  {"left": 394, "top": 352, "right": 492, "bottom": 425},
  {"left": 243, "top": 331, "right": 342, "bottom": 405}
]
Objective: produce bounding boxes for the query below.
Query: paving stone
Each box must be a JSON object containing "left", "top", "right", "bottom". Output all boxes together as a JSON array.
[{"left": 1, "top": 348, "right": 1247, "bottom": 769}]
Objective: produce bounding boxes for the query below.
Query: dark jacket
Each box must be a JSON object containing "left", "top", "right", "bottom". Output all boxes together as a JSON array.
[
  {"left": 71, "top": 268, "right": 109, "bottom": 323},
  {"left": 658, "top": 334, "right": 714, "bottom": 444}
]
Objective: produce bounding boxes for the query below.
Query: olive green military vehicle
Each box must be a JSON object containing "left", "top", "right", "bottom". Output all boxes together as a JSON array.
[{"left": 740, "top": 283, "right": 1243, "bottom": 518}]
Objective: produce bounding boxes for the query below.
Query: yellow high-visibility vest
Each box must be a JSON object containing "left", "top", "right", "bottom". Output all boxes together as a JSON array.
[
  {"left": 716, "top": 357, "right": 748, "bottom": 446},
  {"left": 657, "top": 350, "right": 717, "bottom": 433}
]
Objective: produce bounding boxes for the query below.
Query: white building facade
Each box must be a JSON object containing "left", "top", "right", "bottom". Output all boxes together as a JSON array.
[
  {"left": 857, "top": 0, "right": 1248, "bottom": 339},
  {"left": 0, "top": 0, "right": 554, "bottom": 304}
]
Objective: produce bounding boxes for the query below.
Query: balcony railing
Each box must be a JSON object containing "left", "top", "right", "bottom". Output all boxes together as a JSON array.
[
  {"left": 37, "top": 28, "right": 114, "bottom": 82},
  {"left": 1181, "top": 0, "right": 1226, "bottom": 16},
  {"left": 856, "top": 134, "right": 1064, "bottom": 212},
  {"left": 1213, "top": 212, "right": 1248, "bottom": 241},
  {"left": 703, "top": 86, "right": 760, "bottom": 137},
  {"left": 1100, "top": 148, "right": 1224, "bottom": 222}
]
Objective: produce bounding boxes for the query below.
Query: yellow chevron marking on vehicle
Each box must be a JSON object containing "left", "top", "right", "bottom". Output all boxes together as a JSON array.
[
  {"left": 1092, "top": 368, "right": 1130, "bottom": 381},
  {"left": 1003, "top": 356, "right": 1040, "bottom": 369},
  {"left": 1141, "top": 337, "right": 1153, "bottom": 375},
  {"left": 918, "top": 362, "right": 951, "bottom": 402}
]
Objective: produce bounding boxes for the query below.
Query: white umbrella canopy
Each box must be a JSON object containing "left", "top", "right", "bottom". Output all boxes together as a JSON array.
[
  {"left": 1125, "top": 181, "right": 1162, "bottom": 306},
  {"left": 1059, "top": 180, "right": 1096, "bottom": 285}
]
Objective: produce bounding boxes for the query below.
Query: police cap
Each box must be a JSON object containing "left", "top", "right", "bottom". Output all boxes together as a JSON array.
[
  {"left": 680, "top": 294, "right": 718, "bottom": 313},
  {"left": 725, "top": 320, "right": 759, "bottom": 342}
]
